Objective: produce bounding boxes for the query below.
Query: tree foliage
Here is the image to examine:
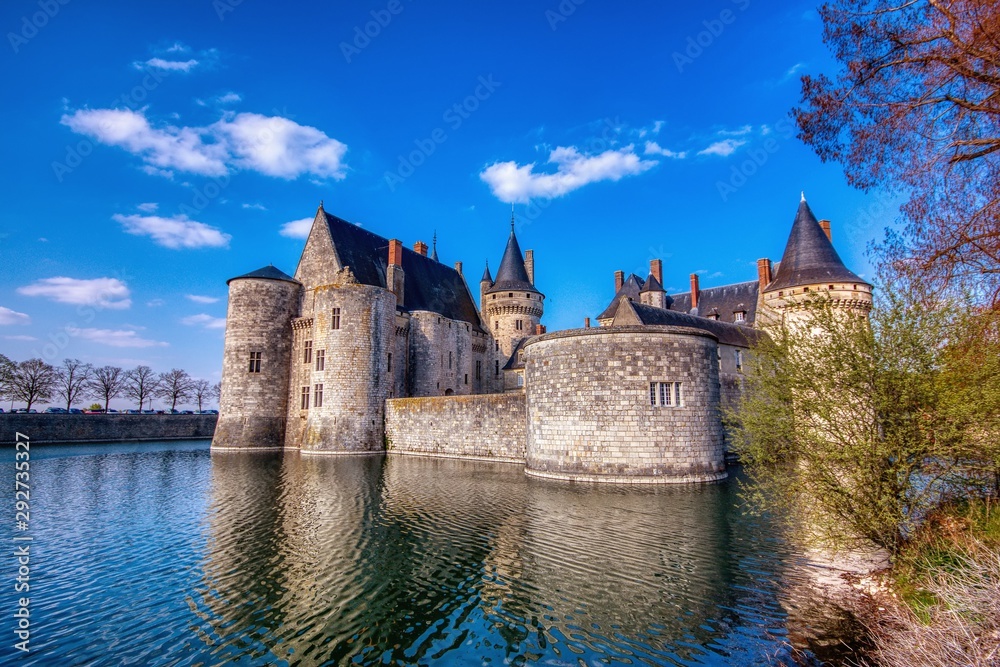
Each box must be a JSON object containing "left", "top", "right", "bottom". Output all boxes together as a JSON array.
[
  {"left": 795, "top": 0, "right": 1000, "bottom": 304},
  {"left": 730, "top": 285, "right": 1000, "bottom": 556},
  {"left": 190, "top": 379, "right": 212, "bottom": 412}
]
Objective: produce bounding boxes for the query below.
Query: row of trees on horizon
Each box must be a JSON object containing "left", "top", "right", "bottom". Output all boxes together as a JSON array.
[{"left": 0, "top": 354, "right": 221, "bottom": 413}]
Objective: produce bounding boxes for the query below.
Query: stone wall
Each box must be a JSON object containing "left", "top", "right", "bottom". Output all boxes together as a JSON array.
[
  {"left": 385, "top": 393, "right": 526, "bottom": 463},
  {"left": 1, "top": 414, "right": 217, "bottom": 444},
  {"left": 523, "top": 326, "right": 727, "bottom": 484}
]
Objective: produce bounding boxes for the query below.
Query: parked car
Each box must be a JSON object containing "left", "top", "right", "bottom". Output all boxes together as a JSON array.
[
  {"left": 107, "top": 409, "right": 120, "bottom": 414},
  {"left": 44, "top": 407, "right": 67, "bottom": 414},
  {"left": 141, "top": 410, "right": 156, "bottom": 415},
  {"left": 167, "top": 409, "right": 182, "bottom": 415},
  {"left": 199, "top": 409, "right": 219, "bottom": 415},
  {"left": 180, "top": 410, "right": 194, "bottom": 415},
  {"left": 13, "top": 408, "right": 37, "bottom": 414},
  {"left": 68, "top": 408, "right": 83, "bottom": 414},
  {"left": 83, "top": 409, "right": 105, "bottom": 414},
  {"left": 0, "top": 408, "right": 5, "bottom": 413},
  {"left": 124, "top": 409, "right": 141, "bottom": 414}
]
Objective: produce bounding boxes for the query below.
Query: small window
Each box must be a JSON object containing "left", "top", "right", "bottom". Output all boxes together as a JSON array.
[
  {"left": 448, "top": 351, "right": 452, "bottom": 369},
  {"left": 248, "top": 352, "right": 262, "bottom": 373},
  {"left": 516, "top": 373, "right": 524, "bottom": 387},
  {"left": 829, "top": 285, "right": 835, "bottom": 290},
  {"left": 495, "top": 341, "right": 499, "bottom": 351},
  {"left": 300, "top": 386, "right": 309, "bottom": 410},
  {"left": 464, "top": 374, "right": 469, "bottom": 385},
  {"left": 650, "top": 381, "right": 682, "bottom": 407},
  {"left": 476, "top": 360, "right": 481, "bottom": 380},
  {"left": 509, "top": 293, "right": 513, "bottom": 298},
  {"left": 387, "top": 353, "right": 392, "bottom": 372},
  {"left": 304, "top": 340, "right": 313, "bottom": 364},
  {"left": 516, "top": 320, "right": 523, "bottom": 331},
  {"left": 495, "top": 360, "right": 499, "bottom": 377},
  {"left": 314, "top": 383, "right": 324, "bottom": 408},
  {"left": 778, "top": 291, "right": 784, "bottom": 297},
  {"left": 803, "top": 286, "right": 810, "bottom": 292},
  {"left": 316, "top": 349, "right": 325, "bottom": 371},
  {"left": 735, "top": 349, "right": 743, "bottom": 372},
  {"left": 331, "top": 308, "right": 341, "bottom": 330},
  {"left": 494, "top": 320, "right": 499, "bottom": 331},
  {"left": 735, "top": 311, "right": 745, "bottom": 322}
]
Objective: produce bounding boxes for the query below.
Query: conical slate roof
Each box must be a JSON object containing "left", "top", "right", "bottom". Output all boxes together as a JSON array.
[
  {"left": 227, "top": 264, "right": 299, "bottom": 285},
  {"left": 486, "top": 228, "right": 538, "bottom": 294},
  {"left": 764, "top": 198, "right": 868, "bottom": 292},
  {"left": 481, "top": 261, "right": 493, "bottom": 283}
]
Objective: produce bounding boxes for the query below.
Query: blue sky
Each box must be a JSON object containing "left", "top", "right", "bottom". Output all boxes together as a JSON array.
[{"left": 1, "top": 0, "right": 892, "bottom": 396}]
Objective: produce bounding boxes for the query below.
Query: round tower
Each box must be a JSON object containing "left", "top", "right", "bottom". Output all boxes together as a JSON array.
[
  {"left": 483, "top": 224, "right": 544, "bottom": 358},
  {"left": 212, "top": 266, "right": 301, "bottom": 450},
  {"left": 760, "top": 194, "right": 873, "bottom": 328}
]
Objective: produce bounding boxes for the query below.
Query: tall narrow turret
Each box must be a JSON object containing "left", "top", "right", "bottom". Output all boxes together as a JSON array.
[
  {"left": 483, "top": 222, "right": 544, "bottom": 359},
  {"left": 213, "top": 265, "right": 301, "bottom": 450}
]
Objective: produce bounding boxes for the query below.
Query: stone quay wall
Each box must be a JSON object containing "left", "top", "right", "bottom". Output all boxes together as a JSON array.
[
  {"left": 385, "top": 393, "right": 526, "bottom": 463},
  {"left": 523, "top": 326, "right": 727, "bottom": 484},
  {"left": 1, "top": 414, "right": 217, "bottom": 445}
]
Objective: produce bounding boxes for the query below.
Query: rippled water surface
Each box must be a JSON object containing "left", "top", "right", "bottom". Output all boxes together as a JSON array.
[{"left": 0, "top": 442, "right": 867, "bottom": 665}]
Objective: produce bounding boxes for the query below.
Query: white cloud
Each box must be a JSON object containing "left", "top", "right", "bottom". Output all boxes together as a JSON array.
[
  {"left": 480, "top": 145, "right": 656, "bottom": 203},
  {"left": 61, "top": 108, "right": 348, "bottom": 180},
  {"left": 217, "top": 92, "right": 242, "bottom": 104},
  {"left": 165, "top": 42, "right": 189, "bottom": 54},
  {"left": 137, "top": 202, "right": 158, "bottom": 212},
  {"left": 279, "top": 217, "right": 314, "bottom": 239},
  {"left": 4, "top": 335, "right": 37, "bottom": 341},
  {"left": 136, "top": 58, "right": 199, "bottom": 72},
  {"left": 186, "top": 294, "right": 219, "bottom": 304},
  {"left": 67, "top": 327, "right": 168, "bottom": 348},
  {"left": 113, "top": 213, "right": 231, "bottom": 249},
  {"left": 644, "top": 141, "right": 688, "bottom": 159},
  {"left": 182, "top": 314, "right": 227, "bottom": 329},
  {"left": 697, "top": 139, "right": 747, "bottom": 157},
  {"left": 718, "top": 125, "right": 753, "bottom": 137},
  {"left": 242, "top": 202, "right": 267, "bottom": 211},
  {"left": 0, "top": 307, "right": 31, "bottom": 325},
  {"left": 146, "top": 298, "right": 165, "bottom": 307},
  {"left": 18, "top": 277, "right": 131, "bottom": 309},
  {"left": 783, "top": 62, "right": 806, "bottom": 81}
]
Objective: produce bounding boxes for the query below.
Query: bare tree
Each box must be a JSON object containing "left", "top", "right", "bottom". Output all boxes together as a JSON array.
[
  {"left": 89, "top": 365, "right": 125, "bottom": 413},
  {"left": 190, "top": 379, "right": 213, "bottom": 412},
  {"left": 794, "top": 0, "right": 1000, "bottom": 305},
  {"left": 54, "top": 359, "right": 92, "bottom": 411},
  {"left": 10, "top": 358, "right": 58, "bottom": 411},
  {"left": 124, "top": 365, "right": 160, "bottom": 411},
  {"left": 157, "top": 369, "right": 193, "bottom": 412},
  {"left": 0, "top": 353, "right": 14, "bottom": 405}
]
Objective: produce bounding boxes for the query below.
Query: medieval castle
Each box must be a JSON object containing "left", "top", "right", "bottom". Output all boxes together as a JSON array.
[{"left": 212, "top": 195, "right": 872, "bottom": 483}]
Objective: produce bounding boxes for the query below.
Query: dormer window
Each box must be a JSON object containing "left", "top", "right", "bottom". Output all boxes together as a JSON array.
[{"left": 735, "top": 311, "right": 746, "bottom": 322}]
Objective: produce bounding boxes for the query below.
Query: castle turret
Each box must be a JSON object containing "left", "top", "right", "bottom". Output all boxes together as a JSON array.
[
  {"left": 213, "top": 265, "right": 301, "bottom": 450},
  {"left": 480, "top": 261, "right": 493, "bottom": 322},
  {"left": 639, "top": 259, "right": 668, "bottom": 309},
  {"left": 760, "top": 194, "right": 873, "bottom": 326},
  {"left": 483, "top": 222, "right": 544, "bottom": 359}
]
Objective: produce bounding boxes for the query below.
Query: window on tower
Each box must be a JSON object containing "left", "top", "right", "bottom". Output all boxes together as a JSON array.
[
  {"left": 316, "top": 349, "right": 325, "bottom": 371},
  {"left": 248, "top": 352, "right": 262, "bottom": 373},
  {"left": 516, "top": 320, "right": 523, "bottom": 331},
  {"left": 331, "top": 308, "right": 341, "bottom": 330},
  {"left": 300, "top": 386, "right": 309, "bottom": 410},
  {"left": 314, "top": 384, "right": 324, "bottom": 408},
  {"left": 304, "top": 340, "right": 312, "bottom": 364}
]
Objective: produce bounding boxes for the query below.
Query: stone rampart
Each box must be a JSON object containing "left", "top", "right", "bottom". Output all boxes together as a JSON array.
[
  {"left": 1, "top": 414, "right": 217, "bottom": 444},
  {"left": 385, "top": 393, "right": 526, "bottom": 463}
]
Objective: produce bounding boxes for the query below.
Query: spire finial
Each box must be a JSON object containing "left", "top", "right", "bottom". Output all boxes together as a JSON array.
[
  {"left": 431, "top": 230, "right": 439, "bottom": 262},
  {"left": 800, "top": 191, "right": 806, "bottom": 203}
]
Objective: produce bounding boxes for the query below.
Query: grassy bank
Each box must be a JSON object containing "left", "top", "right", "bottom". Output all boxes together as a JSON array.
[{"left": 865, "top": 499, "right": 1000, "bottom": 667}]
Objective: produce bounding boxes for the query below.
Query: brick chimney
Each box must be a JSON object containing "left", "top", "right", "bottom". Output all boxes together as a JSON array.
[
  {"left": 454, "top": 261, "right": 463, "bottom": 276},
  {"left": 819, "top": 219, "right": 831, "bottom": 242},
  {"left": 756, "top": 258, "right": 772, "bottom": 290},
  {"left": 535, "top": 324, "right": 546, "bottom": 335},
  {"left": 413, "top": 240, "right": 428, "bottom": 256},
  {"left": 650, "top": 259, "right": 663, "bottom": 285},
  {"left": 387, "top": 239, "right": 405, "bottom": 306},
  {"left": 614, "top": 270, "right": 624, "bottom": 292},
  {"left": 584, "top": 317, "right": 591, "bottom": 328},
  {"left": 524, "top": 249, "right": 534, "bottom": 284},
  {"left": 690, "top": 273, "right": 700, "bottom": 312}
]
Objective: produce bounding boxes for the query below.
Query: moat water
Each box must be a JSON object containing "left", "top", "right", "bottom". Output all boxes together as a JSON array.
[{"left": 0, "top": 441, "right": 868, "bottom": 666}]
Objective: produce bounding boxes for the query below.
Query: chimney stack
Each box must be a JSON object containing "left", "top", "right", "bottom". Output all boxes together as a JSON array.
[
  {"left": 614, "top": 270, "right": 624, "bottom": 292},
  {"left": 454, "top": 261, "right": 463, "bottom": 276},
  {"left": 584, "top": 317, "right": 591, "bottom": 328},
  {"left": 650, "top": 259, "right": 663, "bottom": 285},
  {"left": 524, "top": 249, "right": 534, "bottom": 284},
  {"left": 819, "top": 219, "right": 832, "bottom": 242},
  {"left": 756, "top": 258, "right": 772, "bottom": 290},
  {"left": 413, "top": 240, "right": 428, "bottom": 256},
  {"left": 690, "top": 273, "right": 700, "bottom": 312},
  {"left": 535, "top": 324, "right": 546, "bottom": 335},
  {"left": 387, "top": 239, "right": 405, "bottom": 306}
]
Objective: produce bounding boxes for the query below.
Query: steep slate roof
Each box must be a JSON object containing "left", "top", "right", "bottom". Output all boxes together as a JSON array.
[
  {"left": 486, "top": 228, "right": 539, "bottom": 294},
  {"left": 481, "top": 262, "right": 493, "bottom": 283},
  {"left": 227, "top": 265, "right": 300, "bottom": 285},
  {"left": 765, "top": 198, "right": 869, "bottom": 292},
  {"left": 670, "top": 280, "right": 760, "bottom": 325},
  {"left": 596, "top": 273, "right": 645, "bottom": 320},
  {"left": 613, "top": 298, "right": 765, "bottom": 347},
  {"left": 502, "top": 337, "right": 531, "bottom": 371},
  {"left": 319, "top": 210, "right": 485, "bottom": 331},
  {"left": 639, "top": 273, "right": 664, "bottom": 293}
]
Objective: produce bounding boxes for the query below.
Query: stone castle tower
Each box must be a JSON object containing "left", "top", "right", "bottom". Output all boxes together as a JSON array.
[
  {"left": 480, "top": 221, "right": 545, "bottom": 359},
  {"left": 757, "top": 194, "right": 873, "bottom": 326}
]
